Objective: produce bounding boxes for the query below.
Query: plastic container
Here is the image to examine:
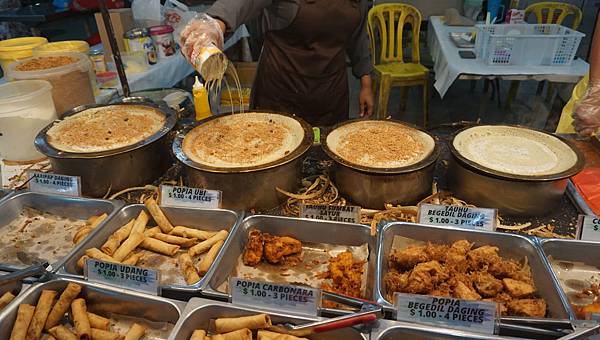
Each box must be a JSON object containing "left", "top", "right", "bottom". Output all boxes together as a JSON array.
[
  {"left": 124, "top": 28, "right": 157, "bottom": 65},
  {"left": 0, "top": 37, "right": 48, "bottom": 75},
  {"left": 0, "top": 80, "right": 57, "bottom": 161},
  {"left": 96, "top": 71, "right": 118, "bottom": 87},
  {"left": 110, "top": 51, "right": 149, "bottom": 74},
  {"left": 149, "top": 25, "right": 176, "bottom": 60},
  {"left": 475, "top": 24, "right": 584, "bottom": 66},
  {"left": 193, "top": 76, "right": 212, "bottom": 120},
  {"left": 8, "top": 52, "right": 95, "bottom": 117},
  {"left": 32, "top": 40, "right": 90, "bottom": 56}
]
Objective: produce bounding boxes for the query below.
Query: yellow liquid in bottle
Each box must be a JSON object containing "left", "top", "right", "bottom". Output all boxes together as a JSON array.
[{"left": 194, "top": 79, "right": 212, "bottom": 120}]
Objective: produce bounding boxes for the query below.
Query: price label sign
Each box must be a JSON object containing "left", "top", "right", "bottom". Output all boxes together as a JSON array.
[
  {"left": 85, "top": 259, "right": 160, "bottom": 295},
  {"left": 160, "top": 185, "right": 222, "bottom": 209},
  {"left": 27, "top": 171, "right": 81, "bottom": 197},
  {"left": 300, "top": 204, "right": 361, "bottom": 224},
  {"left": 418, "top": 204, "right": 497, "bottom": 231},
  {"left": 230, "top": 277, "right": 320, "bottom": 317},
  {"left": 578, "top": 215, "right": 600, "bottom": 242},
  {"left": 395, "top": 293, "right": 498, "bottom": 334}
]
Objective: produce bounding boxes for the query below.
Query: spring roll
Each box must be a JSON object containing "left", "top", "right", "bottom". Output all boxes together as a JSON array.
[
  {"left": 170, "top": 226, "right": 216, "bottom": 240},
  {"left": 178, "top": 253, "right": 200, "bottom": 285},
  {"left": 0, "top": 291, "right": 16, "bottom": 309},
  {"left": 197, "top": 239, "right": 224, "bottom": 275},
  {"left": 143, "top": 226, "right": 161, "bottom": 237},
  {"left": 152, "top": 233, "right": 197, "bottom": 248},
  {"left": 85, "top": 248, "right": 118, "bottom": 264},
  {"left": 9, "top": 304, "right": 35, "bottom": 340},
  {"left": 121, "top": 252, "right": 142, "bottom": 266},
  {"left": 73, "top": 227, "right": 93, "bottom": 245},
  {"left": 48, "top": 325, "right": 77, "bottom": 340},
  {"left": 87, "top": 312, "right": 110, "bottom": 330},
  {"left": 256, "top": 330, "right": 308, "bottom": 340},
  {"left": 89, "top": 213, "right": 108, "bottom": 228},
  {"left": 188, "top": 230, "right": 228, "bottom": 257},
  {"left": 131, "top": 210, "right": 150, "bottom": 235},
  {"left": 26, "top": 289, "right": 57, "bottom": 340},
  {"left": 215, "top": 314, "right": 271, "bottom": 333},
  {"left": 45, "top": 283, "right": 82, "bottom": 330},
  {"left": 100, "top": 219, "right": 135, "bottom": 255},
  {"left": 139, "top": 237, "right": 180, "bottom": 256},
  {"left": 112, "top": 232, "right": 145, "bottom": 262},
  {"left": 90, "top": 328, "right": 121, "bottom": 340},
  {"left": 212, "top": 328, "right": 252, "bottom": 340},
  {"left": 144, "top": 198, "right": 173, "bottom": 233},
  {"left": 189, "top": 330, "right": 206, "bottom": 340},
  {"left": 123, "top": 323, "right": 146, "bottom": 340},
  {"left": 71, "top": 298, "right": 91, "bottom": 340}
]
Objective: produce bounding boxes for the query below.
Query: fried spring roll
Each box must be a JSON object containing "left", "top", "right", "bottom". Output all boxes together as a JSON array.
[
  {"left": 140, "top": 237, "right": 180, "bottom": 256},
  {"left": 143, "top": 226, "right": 161, "bottom": 237},
  {"left": 85, "top": 248, "right": 118, "bottom": 264},
  {"left": 197, "top": 239, "right": 224, "bottom": 275},
  {"left": 178, "top": 253, "right": 200, "bottom": 285},
  {"left": 170, "top": 226, "right": 216, "bottom": 240},
  {"left": 48, "top": 325, "right": 77, "bottom": 340},
  {"left": 90, "top": 328, "right": 121, "bottom": 340},
  {"left": 215, "top": 314, "right": 271, "bottom": 333},
  {"left": 131, "top": 211, "right": 150, "bottom": 235},
  {"left": 256, "top": 330, "right": 308, "bottom": 340},
  {"left": 123, "top": 323, "right": 146, "bottom": 340},
  {"left": 71, "top": 298, "right": 91, "bottom": 340},
  {"left": 144, "top": 198, "right": 173, "bottom": 233},
  {"left": 188, "top": 230, "right": 228, "bottom": 257},
  {"left": 73, "top": 227, "right": 93, "bottom": 245},
  {"left": 212, "top": 328, "right": 252, "bottom": 340},
  {"left": 152, "top": 233, "right": 197, "bottom": 248},
  {"left": 112, "top": 232, "right": 145, "bottom": 262},
  {"left": 100, "top": 219, "right": 135, "bottom": 255},
  {"left": 9, "top": 304, "right": 35, "bottom": 340},
  {"left": 121, "top": 252, "right": 142, "bottom": 266},
  {"left": 89, "top": 213, "right": 108, "bottom": 229},
  {"left": 189, "top": 330, "right": 206, "bottom": 340},
  {"left": 0, "top": 291, "right": 16, "bottom": 309},
  {"left": 26, "top": 289, "right": 57, "bottom": 340},
  {"left": 45, "top": 283, "right": 82, "bottom": 330},
  {"left": 87, "top": 312, "right": 110, "bottom": 330}
]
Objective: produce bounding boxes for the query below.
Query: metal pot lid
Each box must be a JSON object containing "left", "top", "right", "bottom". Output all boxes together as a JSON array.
[
  {"left": 34, "top": 102, "right": 176, "bottom": 159},
  {"left": 449, "top": 124, "right": 585, "bottom": 182},
  {"left": 173, "top": 111, "right": 313, "bottom": 173},
  {"left": 322, "top": 119, "right": 440, "bottom": 174}
]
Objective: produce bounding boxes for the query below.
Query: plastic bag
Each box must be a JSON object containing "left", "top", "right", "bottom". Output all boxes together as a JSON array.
[
  {"left": 180, "top": 12, "right": 224, "bottom": 67},
  {"left": 131, "top": 0, "right": 163, "bottom": 27},
  {"left": 164, "top": 0, "right": 197, "bottom": 39},
  {"left": 572, "top": 80, "right": 600, "bottom": 136}
]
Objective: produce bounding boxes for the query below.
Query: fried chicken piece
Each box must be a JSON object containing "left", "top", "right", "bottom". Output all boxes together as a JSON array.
[
  {"left": 242, "top": 230, "right": 263, "bottom": 266},
  {"left": 263, "top": 234, "right": 302, "bottom": 264},
  {"left": 320, "top": 251, "right": 364, "bottom": 299},
  {"left": 389, "top": 245, "right": 429, "bottom": 270},
  {"left": 473, "top": 272, "right": 503, "bottom": 298},
  {"left": 443, "top": 240, "right": 473, "bottom": 272},
  {"left": 384, "top": 269, "right": 408, "bottom": 295},
  {"left": 424, "top": 242, "right": 449, "bottom": 261},
  {"left": 483, "top": 292, "right": 513, "bottom": 315},
  {"left": 509, "top": 261, "right": 534, "bottom": 284},
  {"left": 453, "top": 281, "right": 482, "bottom": 300},
  {"left": 507, "top": 299, "right": 547, "bottom": 317},
  {"left": 449, "top": 240, "right": 474, "bottom": 255},
  {"left": 503, "top": 278, "right": 536, "bottom": 298},
  {"left": 405, "top": 261, "right": 448, "bottom": 294},
  {"left": 488, "top": 259, "right": 521, "bottom": 279},
  {"left": 430, "top": 283, "right": 452, "bottom": 297},
  {"left": 467, "top": 245, "right": 500, "bottom": 269}
]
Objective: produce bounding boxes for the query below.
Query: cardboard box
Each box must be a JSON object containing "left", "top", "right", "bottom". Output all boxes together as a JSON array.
[{"left": 94, "top": 8, "right": 135, "bottom": 58}]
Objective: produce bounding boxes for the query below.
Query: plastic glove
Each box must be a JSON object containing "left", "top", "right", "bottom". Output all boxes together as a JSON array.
[
  {"left": 573, "top": 79, "right": 600, "bottom": 136},
  {"left": 179, "top": 13, "right": 224, "bottom": 68}
]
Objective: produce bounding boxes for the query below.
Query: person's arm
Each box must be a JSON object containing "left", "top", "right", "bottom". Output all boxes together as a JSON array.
[
  {"left": 573, "top": 14, "right": 600, "bottom": 135},
  {"left": 347, "top": 0, "right": 374, "bottom": 117}
]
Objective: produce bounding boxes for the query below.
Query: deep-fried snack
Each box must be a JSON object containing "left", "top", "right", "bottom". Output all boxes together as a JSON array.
[
  {"left": 503, "top": 278, "right": 536, "bottom": 298},
  {"left": 144, "top": 198, "right": 174, "bottom": 233},
  {"left": 242, "top": 230, "right": 263, "bottom": 266},
  {"left": 188, "top": 230, "right": 228, "bottom": 257},
  {"left": 112, "top": 232, "right": 144, "bottom": 262},
  {"left": 71, "top": 298, "right": 91, "bottom": 340},
  {"left": 507, "top": 298, "right": 547, "bottom": 317},
  {"left": 48, "top": 325, "right": 77, "bottom": 340},
  {"left": 263, "top": 234, "right": 302, "bottom": 264},
  {"left": 320, "top": 251, "right": 364, "bottom": 299},
  {"left": 26, "top": 289, "right": 57, "bottom": 339},
  {"left": 87, "top": 312, "right": 110, "bottom": 330},
  {"left": 100, "top": 219, "right": 135, "bottom": 255},
  {"left": 215, "top": 314, "right": 272, "bottom": 333},
  {"left": 389, "top": 245, "right": 429, "bottom": 270},
  {"left": 124, "top": 323, "right": 146, "bottom": 340},
  {"left": 473, "top": 272, "right": 503, "bottom": 298},
  {"left": 198, "top": 239, "right": 224, "bottom": 275},
  {"left": 45, "top": 283, "right": 82, "bottom": 329},
  {"left": 179, "top": 253, "right": 201, "bottom": 285},
  {"left": 170, "top": 226, "right": 216, "bottom": 240},
  {"left": 10, "top": 304, "right": 35, "bottom": 340},
  {"left": 139, "top": 237, "right": 180, "bottom": 256},
  {"left": 0, "top": 291, "right": 16, "bottom": 310},
  {"left": 453, "top": 281, "right": 482, "bottom": 300}
]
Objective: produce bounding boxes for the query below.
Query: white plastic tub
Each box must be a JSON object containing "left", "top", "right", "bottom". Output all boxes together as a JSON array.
[{"left": 0, "top": 80, "right": 57, "bottom": 161}]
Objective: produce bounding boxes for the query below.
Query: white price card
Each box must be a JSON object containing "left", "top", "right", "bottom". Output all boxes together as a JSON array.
[
  {"left": 85, "top": 259, "right": 160, "bottom": 295},
  {"left": 27, "top": 171, "right": 81, "bottom": 196},
  {"left": 230, "top": 277, "right": 320, "bottom": 317},
  {"left": 418, "top": 203, "right": 497, "bottom": 231},
  {"left": 160, "top": 185, "right": 222, "bottom": 209},
  {"left": 395, "top": 293, "right": 498, "bottom": 334},
  {"left": 578, "top": 215, "right": 600, "bottom": 242},
  {"left": 300, "top": 204, "right": 361, "bottom": 224}
]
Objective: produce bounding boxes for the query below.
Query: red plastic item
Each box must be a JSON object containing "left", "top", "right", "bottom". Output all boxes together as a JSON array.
[
  {"left": 571, "top": 168, "right": 600, "bottom": 215},
  {"left": 149, "top": 25, "right": 174, "bottom": 36},
  {"left": 313, "top": 313, "right": 377, "bottom": 333}
]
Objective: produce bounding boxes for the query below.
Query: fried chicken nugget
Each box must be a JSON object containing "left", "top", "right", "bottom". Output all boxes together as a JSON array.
[
  {"left": 503, "top": 278, "right": 536, "bottom": 298},
  {"left": 507, "top": 298, "right": 547, "bottom": 317},
  {"left": 389, "top": 245, "right": 429, "bottom": 270},
  {"left": 473, "top": 272, "right": 504, "bottom": 298}
]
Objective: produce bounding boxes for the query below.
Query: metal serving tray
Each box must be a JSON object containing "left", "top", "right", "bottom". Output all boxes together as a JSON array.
[
  {"left": 375, "top": 222, "right": 571, "bottom": 319},
  {"left": 0, "top": 188, "right": 13, "bottom": 203},
  {"left": 0, "top": 191, "right": 123, "bottom": 272},
  {"left": 0, "top": 277, "right": 184, "bottom": 338},
  {"left": 169, "top": 297, "right": 367, "bottom": 340},
  {"left": 202, "top": 215, "right": 377, "bottom": 314},
  {"left": 373, "top": 319, "right": 506, "bottom": 339},
  {"left": 59, "top": 204, "right": 240, "bottom": 299}
]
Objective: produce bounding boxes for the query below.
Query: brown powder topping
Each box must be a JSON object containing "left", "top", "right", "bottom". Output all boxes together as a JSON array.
[{"left": 16, "top": 56, "right": 77, "bottom": 71}]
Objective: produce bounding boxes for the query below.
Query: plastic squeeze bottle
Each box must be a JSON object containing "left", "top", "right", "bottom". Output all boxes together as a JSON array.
[{"left": 193, "top": 76, "right": 212, "bottom": 120}]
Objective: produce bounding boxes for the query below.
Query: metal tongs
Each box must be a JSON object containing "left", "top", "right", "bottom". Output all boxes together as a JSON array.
[
  {"left": 0, "top": 261, "right": 50, "bottom": 286},
  {"left": 268, "top": 291, "right": 383, "bottom": 337}
]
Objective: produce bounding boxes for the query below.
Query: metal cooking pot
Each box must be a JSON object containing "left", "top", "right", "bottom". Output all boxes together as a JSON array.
[
  {"left": 322, "top": 119, "right": 440, "bottom": 209},
  {"left": 35, "top": 102, "right": 176, "bottom": 197},
  {"left": 448, "top": 125, "right": 585, "bottom": 216},
  {"left": 172, "top": 111, "right": 313, "bottom": 210}
]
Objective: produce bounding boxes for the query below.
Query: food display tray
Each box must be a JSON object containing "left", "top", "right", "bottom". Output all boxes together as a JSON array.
[
  {"left": 0, "top": 277, "right": 185, "bottom": 338},
  {"left": 0, "top": 188, "right": 13, "bottom": 204},
  {"left": 169, "top": 297, "right": 368, "bottom": 340},
  {"left": 372, "top": 319, "right": 504, "bottom": 339},
  {"left": 58, "top": 204, "right": 241, "bottom": 299},
  {"left": 0, "top": 191, "right": 123, "bottom": 272},
  {"left": 375, "top": 222, "right": 571, "bottom": 319},
  {"left": 202, "top": 214, "right": 377, "bottom": 315}
]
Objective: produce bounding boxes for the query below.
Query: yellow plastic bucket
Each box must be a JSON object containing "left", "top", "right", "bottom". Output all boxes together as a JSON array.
[
  {"left": 33, "top": 40, "right": 90, "bottom": 56},
  {"left": 0, "top": 37, "right": 48, "bottom": 74}
]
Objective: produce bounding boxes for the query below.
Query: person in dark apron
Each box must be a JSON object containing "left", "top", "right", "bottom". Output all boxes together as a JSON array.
[{"left": 180, "top": 0, "right": 374, "bottom": 126}]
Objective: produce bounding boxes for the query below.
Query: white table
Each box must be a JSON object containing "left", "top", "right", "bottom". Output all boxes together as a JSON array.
[{"left": 427, "top": 16, "right": 589, "bottom": 98}]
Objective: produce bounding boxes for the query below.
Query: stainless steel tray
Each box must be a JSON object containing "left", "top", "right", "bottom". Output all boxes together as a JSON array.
[
  {"left": 0, "top": 191, "right": 123, "bottom": 272},
  {"left": 373, "top": 319, "right": 506, "bottom": 339},
  {"left": 169, "top": 297, "right": 367, "bottom": 340},
  {"left": 375, "top": 222, "right": 571, "bottom": 319},
  {"left": 0, "top": 277, "right": 184, "bottom": 338},
  {"left": 59, "top": 204, "right": 241, "bottom": 298},
  {"left": 0, "top": 188, "right": 13, "bottom": 204},
  {"left": 202, "top": 215, "right": 377, "bottom": 314},
  {"left": 566, "top": 180, "right": 595, "bottom": 216}
]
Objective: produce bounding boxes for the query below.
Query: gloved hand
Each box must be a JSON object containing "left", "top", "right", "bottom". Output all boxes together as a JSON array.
[
  {"left": 180, "top": 13, "right": 224, "bottom": 68},
  {"left": 573, "top": 80, "right": 600, "bottom": 136}
]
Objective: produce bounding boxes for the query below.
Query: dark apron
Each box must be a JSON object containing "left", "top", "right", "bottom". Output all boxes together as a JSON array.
[{"left": 251, "top": 0, "right": 360, "bottom": 126}]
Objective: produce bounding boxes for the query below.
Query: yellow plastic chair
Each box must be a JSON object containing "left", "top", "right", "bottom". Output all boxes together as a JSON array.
[{"left": 368, "top": 3, "right": 429, "bottom": 126}]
